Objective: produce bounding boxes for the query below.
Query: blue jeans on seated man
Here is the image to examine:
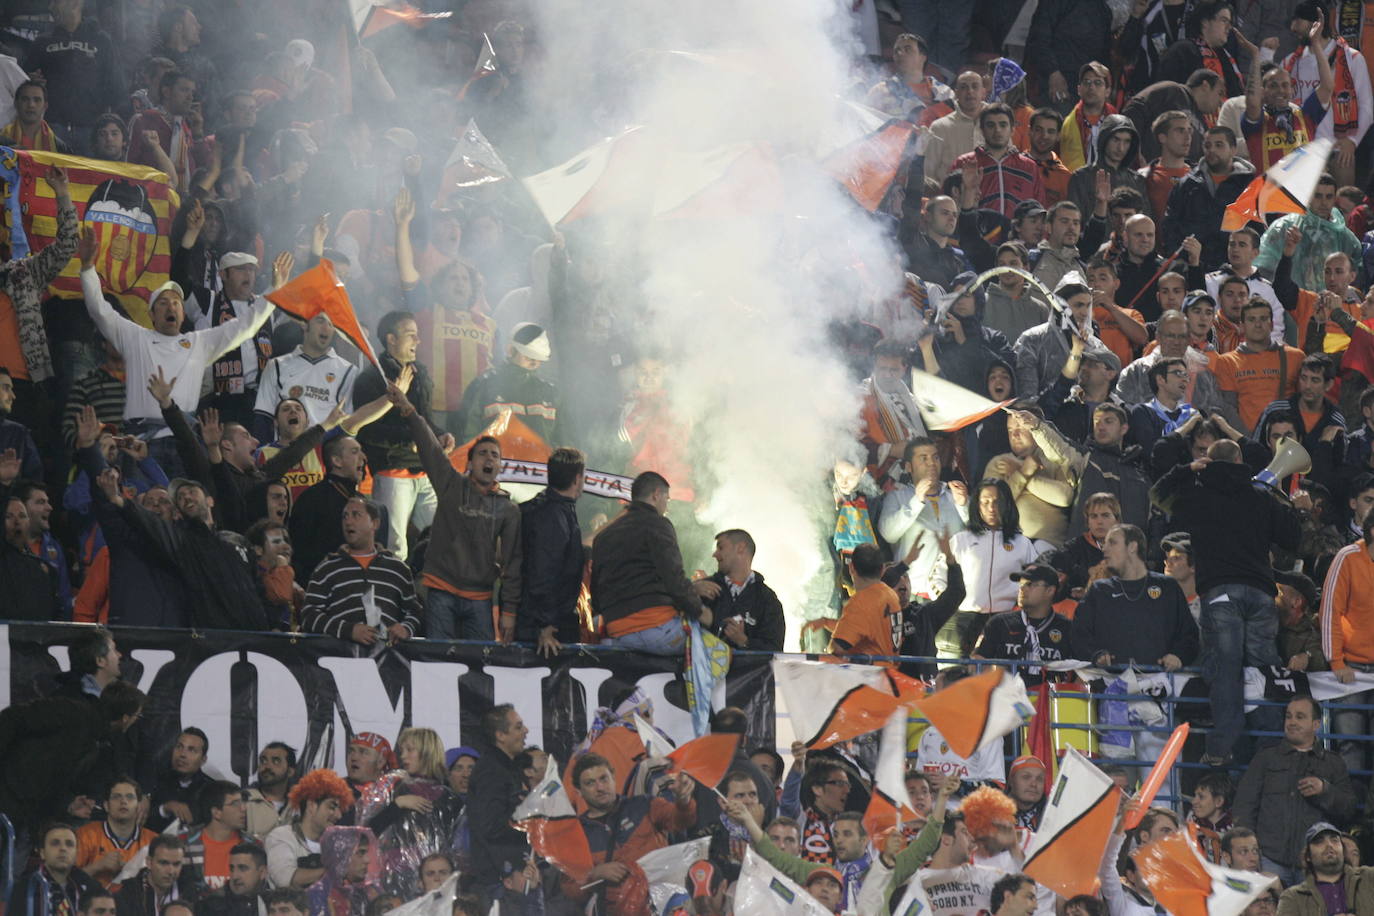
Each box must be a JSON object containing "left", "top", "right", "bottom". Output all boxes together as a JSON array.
[
  {"left": 426, "top": 590, "right": 494, "bottom": 641},
  {"left": 603, "top": 618, "right": 686, "bottom": 655},
  {"left": 1201, "top": 583, "right": 1281, "bottom": 761}
]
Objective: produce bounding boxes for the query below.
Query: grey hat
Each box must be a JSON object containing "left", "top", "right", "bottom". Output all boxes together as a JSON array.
[
  {"left": 1081, "top": 345, "right": 1121, "bottom": 373},
  {"left": 1304, "top": 821, "right": 1348, "bottom": 846}
]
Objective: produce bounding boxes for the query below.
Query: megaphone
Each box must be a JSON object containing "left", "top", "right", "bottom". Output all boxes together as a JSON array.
[{"left": 1253, "top": 436, "right": 1311, "bottom": 489}]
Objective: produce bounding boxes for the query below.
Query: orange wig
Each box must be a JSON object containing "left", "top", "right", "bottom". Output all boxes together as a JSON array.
[
  {"left": 287, "top": 768, "right": 355, "bottom": 812},
  {"left": 960, "top": 785, "right": 1017, "bottom": 839}
]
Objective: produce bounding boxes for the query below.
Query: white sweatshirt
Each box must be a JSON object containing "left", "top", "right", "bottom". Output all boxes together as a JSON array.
[{"left": 950, "top": 529, "right": 1051, "bottom": 613}]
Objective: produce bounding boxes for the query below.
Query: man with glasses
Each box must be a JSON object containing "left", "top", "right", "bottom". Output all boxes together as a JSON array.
[
  {"left": 1116, "top": 310, "right": 1229, "bottom": 424},
  {"left": 800, "top": 762, "right": 854, "bottom": 864},
  {"left": 1127, "top": 357, "right": 1197, "bottom": 454},
  {"left": 1056, "top": 62, "right": 1115, "bottom": 172}
]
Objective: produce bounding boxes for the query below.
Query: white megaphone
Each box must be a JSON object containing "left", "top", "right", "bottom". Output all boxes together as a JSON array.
[{"left": 1253, "top": 436, "right": 1311, "bottom": 490}]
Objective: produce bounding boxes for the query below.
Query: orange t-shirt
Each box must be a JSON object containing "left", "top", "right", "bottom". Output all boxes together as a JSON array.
[
  {"left": 1094, "top": 304, "right": 1146, "bottom": 370},
  {"left": 0, "top": 291, "right": 29, "bottom": 380},
  {"left": 1143, "top": 163, "right": 1191, "bottom": 222},
  {"left": 1290, "top": 289, "right": 1362, "bottom": 353},
  {"left": 76, "top": 822, "right": 156, "bottom": 886},
  {"left": 1300, "top": 408, "right": 1324, "bottom": 432},
  {"left": 830, "top": 582, "right": 902, "bottom": 665},
  {"left": 1214, "top": 346, "right": 1305, "bottom": 430},
  {"left": 201, "top": 831, "right": 242, "bottom": 889}
]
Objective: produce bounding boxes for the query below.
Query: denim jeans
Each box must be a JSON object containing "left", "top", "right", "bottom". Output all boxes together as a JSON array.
[
  {"left": 1200, "top": 583, "right": 1281, "bottom": 759},
  {"left": 425, "top": 589, "right": 493, "bottom": 641},
  {"left": 603, "top": 618, "right": 686, "bottom": 656},
  {"left": 372, "top": 473, "right": 437, "bottom": 561},
  {"left": 1329, "top": 667, "right": 1374, "bottom": 773}
]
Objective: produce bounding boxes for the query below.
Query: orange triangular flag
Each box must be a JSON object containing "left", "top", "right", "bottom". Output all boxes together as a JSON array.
[
  {"left": 822, "top": 120, "right": 918, "bottom": 211},
  {"left": 1221, "top": 175, "right": 1263, "bottom": 232},
  {"left": 1134, "top": 832, "right": 1214, "bottom": 916},
  {"left": 514, "top": 757, "right": 595, "bottom": 883},
  {"left": 912, "top": 668, "right": 1032, "bottom": 758},
  {"left": 449, "top": 408, "right": 552, "bottom": 473},
  {"left": 266, "top": 259, "right": 379, "bottom": 368},
  {"left": 667, "top": 733, "right": 740, "bottom": 789},
  {"left": 562, "top": 725, "right": 646, "bottom": 814}
]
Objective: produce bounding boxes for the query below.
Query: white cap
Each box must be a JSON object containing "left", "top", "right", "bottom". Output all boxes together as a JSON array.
[
  {"left": 146, "top": 280, "right": 185, "bottom": 311},
  {"left": 218, "top": 251, "right": 260, "bottom": 270},
  {"left": 511, "top": 322, "right": 551, "bottom": 362},
  {"left": 285, "top": 39, "right": 315, "bottom": 70}
]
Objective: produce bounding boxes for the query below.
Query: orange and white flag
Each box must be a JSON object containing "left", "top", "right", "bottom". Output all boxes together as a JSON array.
[
  {"left": 773, "top": 658, "right": 916, "bottom": 748},
  {"left": 1222, "top": 137, "right": 1332, "bottom": 230},
  {"left": 667, "top": 733, "right": 740, "bottom": 789},
  {"left": 822, "top": 119, "right": 919, "bottom": 211},
  {"left": 1135, "top": 830, "right": 1272, "bottom": 916},
  {"left": 266, "top": 259, "right": 378, "bottom": 367},
  {"left": 1023, "top": 747, "right": 1119, "bottom": 898},
  {"left": 911, "top": 667, "right": 1031, "bottom": 757},
  {"left": 909, "top": 368, "right": 1011, "bottom": 432},
  {"left": 863, "top": 707, "right": 917, "bottom": 841},
  {"left": 513, "top": 756, "right": 594, "bottom": 884}
]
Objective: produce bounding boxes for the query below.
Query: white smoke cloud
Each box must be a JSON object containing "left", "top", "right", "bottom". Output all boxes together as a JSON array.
[{"left": 527, "top": 0, "right": 903, "bottom": 644}]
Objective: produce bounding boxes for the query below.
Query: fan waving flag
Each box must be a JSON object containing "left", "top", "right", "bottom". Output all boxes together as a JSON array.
[
  {"left": 912, "top": 667, "right": 1032, "bottom": 757},
  {"left": 351, "top": 1, "right": 451, "bottom": 39},
  {"left": 1, "top": 147, "right": 178, "bottom": 326},
  {"left": 910, "top": 368, "right": 1012, "bottom": 431},
  {"left": 1135, "top": 830, "right": 1272, "bottom": 916},
  {"left": 733, "top": 847, "right": 833, "bottom": 916},
  {"left": 514, "top": 756, "right": 595, "bottom": 883},
  {"left": 774, "top": 658, "right": 917, "bottom": 748},
  {"left": 266, "top": 259, "right": 379, "bottom": 368},
  {"left": 437, "top": 120, "right": 511, "bottom": 199},
  {"left": 1222, "top": 137, "right": 1333, "bottom": 230},
  {"left": 1025, "top": 678, "right": 1056, "bottom": 781},
  {"left": 1023, "top": 747, "right": 1119, "bottom": 898},
  {"left": 863, "top": 707, "right": 917, "bottom": 841}
]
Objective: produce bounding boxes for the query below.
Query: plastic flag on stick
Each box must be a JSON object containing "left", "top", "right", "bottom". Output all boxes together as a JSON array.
[{"left": 1023, "top": 747, "right": 1120, "bottom": 897}]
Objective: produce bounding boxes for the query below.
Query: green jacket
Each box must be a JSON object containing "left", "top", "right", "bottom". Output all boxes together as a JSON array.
[
  {"left": 1255, "top": 210, "right": 1361, "bottom": 294},
  {"left": 850, "top": 817, "right": 947, "bottom": 916},
  {"left": 1277, "top": 866, "right": 1374, "bottom": 916}
]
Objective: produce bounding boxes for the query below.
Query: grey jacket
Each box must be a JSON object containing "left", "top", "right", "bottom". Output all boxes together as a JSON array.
[
  {"left": 1113, "top": 349, "right": 1231, "bottom": 418},
  {"left": 984, "top": 285, "right": 1050, "bottom": 345},
  {"left": 1012, "top": 321, "right": 1107, "bottom": 414},
  {"left": 1234, "top": 741, "right": 1358, "bottom": 868}
]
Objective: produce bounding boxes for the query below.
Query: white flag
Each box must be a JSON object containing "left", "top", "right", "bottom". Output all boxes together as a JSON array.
[
  {"left": 512, "top": 755, "right": 575, "bottom": 821},
  {"left": 440, "top": 120, "right": 511, "bottom": 190},
  {"left": 1266, "top": 137, "right": 1333, "bottom": 210},
  {"left": 388, "top": 875, "right": 459, "bottom": 916},
  {"left": 634, "top": 713, "right": 675, "bottom": 758},
  {"left": 1023, "top": 746, "right": 1119, "bottom": 898},
  {"left": 771, "top": 658, "right": 894, "bottom": 747},
  {"left": 909, "top": 368, "right": 1009, "bottom": 431},
  {"left": 733, "top": 847, "right": 832, "bottom": 916},
  {"left": 873, "top": 707, "right": 914, "bottom": 817},
  {"left": 638, "top": 837, "right": 711, "bottom": 889},
  {"left": 521, "top": 129, "right": 642, "bottom": 226}
]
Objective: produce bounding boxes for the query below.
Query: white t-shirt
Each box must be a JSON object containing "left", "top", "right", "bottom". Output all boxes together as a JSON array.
[
  {"left": 254, "top": 346, "right": 357, "bottom": 427},
  {"left": 914, "top": 863, "right": 1003, "bottom": 916},
  {"left": 917, "top": 726, "right": 1007, "bottom": 785}
]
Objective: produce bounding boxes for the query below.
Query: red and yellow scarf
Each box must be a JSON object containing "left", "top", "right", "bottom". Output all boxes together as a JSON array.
[
  {"left": 0, "top": 119, "right": 58, "bottom": 151},
  {"left": 1286, "top": 38, "right": 1360, "bottom": 135}
]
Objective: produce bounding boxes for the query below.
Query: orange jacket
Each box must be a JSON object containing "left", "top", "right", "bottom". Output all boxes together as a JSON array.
[{"left": 1321, "top": 541, "right": 1374, "bottom": 668}]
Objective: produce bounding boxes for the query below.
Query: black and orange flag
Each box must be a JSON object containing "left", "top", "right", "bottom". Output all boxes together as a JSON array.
[
  {"left": 822, "top": 119, "right": 919, "bottom": 212},
  {"left": 266, "top": 259, "right": 379, "bottom": 368},
  {"left": 667, "top": 733, "right": 740, "bottom": 789}
]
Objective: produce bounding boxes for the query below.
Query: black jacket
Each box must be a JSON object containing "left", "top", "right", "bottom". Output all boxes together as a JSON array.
[
  {"left": 458, "top": 360, "right": 562, "bottom": 445},
  {"left": 899, "top": 563, "right": 966, "bottom": 677},
  {"left": 590, "top": 502, "right": 703, "bottom": 626},
  {"left": 114, "top": 868, "right": 200, "bottom": 916},
  {"left": 0, "top": 697, "right": 113, "bottom": 836},
  {"left": 1162, "top": 158, "right": 1256, "bottom": 271},
  {"left": 196, "top": 888, "right": 266, "bottom": 916},
  {"left": 904, "top": 232, "right": 972, "bottom": 290},
  {"left": 1026, "top": 0, "right": 1114, "bottom": 88},
  {"left": 289, "top": 475, "right": 391, "bottom": 587},
  {"left": 1121, "top": 81, "right": 1206, "bottom": 162},
  {"left": 933, "top": 315, "right": 1016, "bottom": 394},
  {"left": 0, "top": 539, "right": 59, "bottom": 621},
  {"left": 7, "top": 866, "right": 100, "bottom": 916},
  {"left": 1234, "top": 741, "right": 1358, "bottom": 867},
  {"left": 146, "top": 769, "right": 214, "bottom": 832},
  {"left": 516, "top": 487, "right": 585, "bottom": 639},
  {"left": 1071, "top": 572, "right": 1200, "bottom": 665},
  {"left": 353, "top": 354, "right": 437, "bottom": 473},
  {"left": 1067, "top": 115, "right": 1149, "bottom": 219},
  {"left": 76, "top": 444, "right": 188, "bottom": 628},
  {"left": 94, "top": 494, "right": 274, "bottom": 632},
  {"left": 467, "top": 743, "right": 529, "bottom": 883},
  {"left": 1151, "top": 460, "right": 1302, "bottom": 594},
  {"left": 1114, "top": 254, "right": 1204, "bottom": 323},
  {"left": 704, "top": 571, "right": 786, "bottom": 651},
  {"left": 23, "top": 19, "right": 125, "bottom": 126}
]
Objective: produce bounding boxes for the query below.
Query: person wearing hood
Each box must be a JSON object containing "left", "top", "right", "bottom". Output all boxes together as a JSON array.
[
  {"left": 980, "top": 239, "right": 1050, "bottom": 343},
  {"left": 1161, "top": 125, "right": 1255, "bottom": 270},
  {"left": 307, "top": 826, "right": 380, "bottom": 916},
  {"left": 1067, "top": 114, "right": 1150, "bottom": 222},
  {"left": 1012, "top": 273, "right": 1108, "bottom": 398},
  {"left": 1256, "top": 176, "right": 1361, "bottom": 296},
  {"left": 1151, "top": 437, "right": 1302, "bottom": 766},
  {"left": 1019, "top": 399, "right": 1152, "bottom": 539},
  {"left": 457, "top": 322, "right": 561, "bottom": 446},
  {"left": 929, "top": 274, "right": 1016, "bottom": 394},
  {"left": 1157, "top": 2, "right": 1245, "bottom": 96}
]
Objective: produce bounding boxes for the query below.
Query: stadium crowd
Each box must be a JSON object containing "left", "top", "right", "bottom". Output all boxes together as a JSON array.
[{"left": 10, "top": 0, "right": 1374, "bottom": 912}]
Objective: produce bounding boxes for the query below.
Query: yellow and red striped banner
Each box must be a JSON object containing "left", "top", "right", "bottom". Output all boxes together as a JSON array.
[{"left": 1, "top": 147, "right": 178, "bottom": 326}]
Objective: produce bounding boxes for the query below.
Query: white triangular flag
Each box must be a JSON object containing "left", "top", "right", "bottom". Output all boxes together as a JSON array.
[
  {"left": 388, "top": 874, "right": 459, "bottom": 916},
  {"left": 909, "top": 368, "right": 1009, "bottom": 431},
  {"left": 1266, "top": 137, "right": 1333, "bottom": 211},
  {"left": 733, "top": 847, "right": 832, "bottom": 915},
  {"left": 634, "top": 713, "right": 675, "bottom": 759},
  {"left": 440, "top": 119, "right": 511, "bottom": 190}
]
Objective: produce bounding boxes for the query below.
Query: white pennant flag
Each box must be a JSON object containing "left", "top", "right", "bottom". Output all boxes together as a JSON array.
[
  {"left": 1022, "top": 746, "right": 1119, "bottom": 898},
  {"left": 874, "top": 706, "right": 914, "bottom": 816},
  {"left": 733, "top": 847, "right": 832, "bottom": 916},
  {"left": 638, "top": 837, "right": 711, "bottom": 889},
  {"left": 634, "top": 713, "right": 675, "bottom": 758},
  {"left": 1266, "top": 137, "right": 1333, "bottom": 210},
  {"left": 439, "top": 119, "right": 511, "bottom": 192},
  {"left": 909, "top": 368, "right": 1010, "bottom": 431},
  {"left": 388, "top": 874, "right": 459, "bottom": 916},
  {"left": 520, "top": 129, "right": 643, "bottom": 226},
  {"left": 772, "top": 658, "right": 897, "bottom": 747}
]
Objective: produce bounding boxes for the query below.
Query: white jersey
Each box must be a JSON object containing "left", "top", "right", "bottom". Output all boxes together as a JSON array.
[
  {"left": 975, "top": 850, "right": 1058, "bottom": 916},
  {"left": 254, "top": 346, "right": 357, "bottom": 427},
  {"left": 913, "top": 863, "right": 1003, "bottom": 916},
  {"left": 917, "top": 725, "right": 1007, "bottom": 785},
  {"left": 81, "top": 266, "right": 274, "bottom": 424},
  {"left": 1283, "top": 39, "right": 1374, "bottom": 144}
]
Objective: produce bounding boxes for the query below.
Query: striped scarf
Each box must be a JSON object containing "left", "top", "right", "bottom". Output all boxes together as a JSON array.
[
  {"left": 0, "top": 119, "right": 58, "bottom": 151},
  {"left": 1286, "top": 38, "right": 1360, "bottom": 135}
]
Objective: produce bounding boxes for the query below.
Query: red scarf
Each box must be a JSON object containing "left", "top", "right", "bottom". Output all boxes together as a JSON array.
[
  {"left": 0, "top": 119, "right": 58, "bottom": 151},
  {"left": 1198, "top": 39, "right": 1243, "bottom": 93},
  {"left": 1286, "top": 38, "right": 1359, "bottom": 135}
]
